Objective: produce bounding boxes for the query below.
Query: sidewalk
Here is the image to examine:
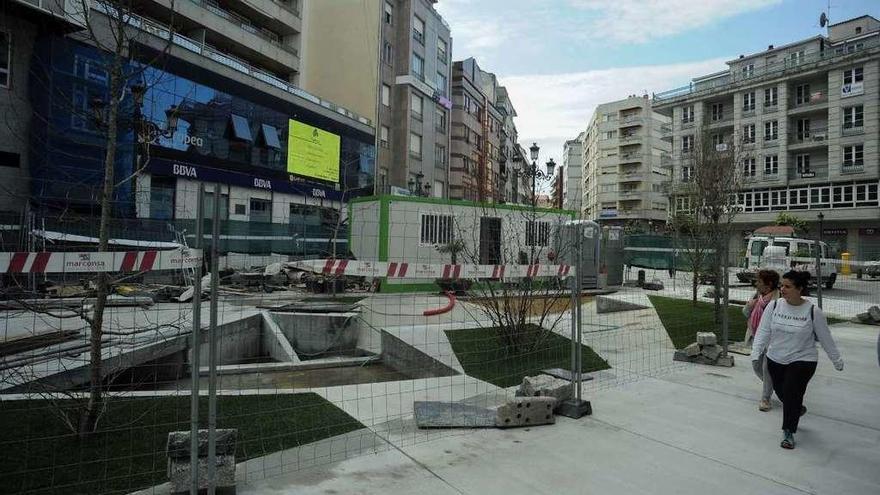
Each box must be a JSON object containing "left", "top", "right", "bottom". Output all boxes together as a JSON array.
[{"left": 237, "top": 322, "right": 880, "bottom": 495}]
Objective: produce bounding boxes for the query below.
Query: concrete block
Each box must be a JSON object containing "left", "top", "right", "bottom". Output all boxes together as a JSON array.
[
  {"left": 715, "top": 354, "right": 735, "bottom": 367},
  {"left": 541, "top": 368, "right": 595, "bottom": 382},
  {"left": 167, "top": 429, "right": 237, "bottom": 458},
  {"left": 696, "top": 332, "right": 718, "bottom": 346},
  {"left": 673, "top": 350, "right": 690, "bottom": 362},
  {"left": 868, "top": 306, "right": 880, "bottom": 322},
  {"left": 495, "top": 397, "right": 557, "bottom": 428},
  {"left": 596, "top": 296, "right": 649, "bottom": 314},
  {"left": 414, "top": 401, "right": 496, "bottom": 428},
  {"left": 168, "top": 454, "right": 236, "bottom": 493},
  {"left": 684, "top": 342, "right": 701, "bottom": 357},
  {"left": 516, "top": 375, "right": 572, "bottom": 403},
  {"left": 642, "top": 281, "right": 664, "bottom": 291},
  {"left": 701, "top": 345, "right": 721, "bottom": 361}
]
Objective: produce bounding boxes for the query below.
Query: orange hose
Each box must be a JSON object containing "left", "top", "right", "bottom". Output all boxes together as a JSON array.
[{"left": 423, "top": 291, "right": 456, "bottom": 316}]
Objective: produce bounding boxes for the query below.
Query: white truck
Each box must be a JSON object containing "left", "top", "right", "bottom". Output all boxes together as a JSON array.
[{"left": 736, "top": 235, "right": 837, "bottom": 289}]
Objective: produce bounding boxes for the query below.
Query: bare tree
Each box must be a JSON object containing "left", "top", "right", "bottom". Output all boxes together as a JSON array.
[{"left": 671, "top": 123, "right": 748, "bottom": 352}]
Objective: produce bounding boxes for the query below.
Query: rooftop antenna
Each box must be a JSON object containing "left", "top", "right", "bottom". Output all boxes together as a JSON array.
[{"left": 819, "top": 1, "right": 831, "bottom": 35}]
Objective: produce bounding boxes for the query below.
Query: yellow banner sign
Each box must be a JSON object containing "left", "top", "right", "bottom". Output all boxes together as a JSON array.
[{"left": 287, "top": 119, "right": 340, "bottom": 182}]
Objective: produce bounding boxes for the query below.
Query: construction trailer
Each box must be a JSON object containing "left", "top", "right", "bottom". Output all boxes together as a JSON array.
[{"left": 348, "top": 195, "right": 577, "bottom": 292}]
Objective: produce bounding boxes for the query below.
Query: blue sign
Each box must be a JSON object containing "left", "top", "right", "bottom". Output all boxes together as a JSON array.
[{"left": 148, "top": 159, "right": 344, "bottom": 201}]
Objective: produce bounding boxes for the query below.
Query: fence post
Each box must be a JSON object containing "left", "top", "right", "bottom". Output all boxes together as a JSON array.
[
  {"left": 816, "top": 212, "right": 824, "bottom": 309},
  {"left": 190, "top": 184, "right": 205, "bottom": 494},
  {"left": 558, "top": 223, "right": 591, "bottom": 419},
  {"left": 207, "top": 183, "right": 221, "bottom": 494}
]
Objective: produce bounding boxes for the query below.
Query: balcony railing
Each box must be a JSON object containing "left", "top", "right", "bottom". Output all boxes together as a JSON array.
[
  {"left": 788, "top": 128, "right": 828, "bottom": 145},
  {"left": 194, "top": 0, "right": 298, "bottom": 57},
  {"left": 841, "top": 162, "right": 865, "bottom": 174},
  {"left": 619, "top": 153, "right": 642, "bottom": 162},
  {"left": 654, "top": 35, "right": 880, "bottom": 103},
  {"left": 92, "top": 3, "right": 370, "bottom": 127}
]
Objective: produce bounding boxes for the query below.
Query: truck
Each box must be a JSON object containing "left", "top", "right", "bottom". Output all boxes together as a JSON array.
[{"left": 736, "top": 235, "right": 837, "bottom": 289}]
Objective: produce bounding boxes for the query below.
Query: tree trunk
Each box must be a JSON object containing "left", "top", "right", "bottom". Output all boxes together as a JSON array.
[{"left": 80, "top": 65, "right": 122, "bottom": 437}]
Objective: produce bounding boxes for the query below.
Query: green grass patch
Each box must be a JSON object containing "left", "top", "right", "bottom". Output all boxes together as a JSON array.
[
  {"left": 0, "top": 393, "right": 362, "bottom": 495},
  {"left": 445, "top": 325, "right": 610, "bottom": 388},
  {"left": 649, "top": 295, "right": 749, "bottom": 349}
]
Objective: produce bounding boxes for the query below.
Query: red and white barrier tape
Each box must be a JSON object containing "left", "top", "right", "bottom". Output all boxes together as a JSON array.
[
  {"left": 0, "top": 248, "right": 203, "bottom": 274},
  {"left": 286, "top": 260, "right": 575, "bottom": 279}
]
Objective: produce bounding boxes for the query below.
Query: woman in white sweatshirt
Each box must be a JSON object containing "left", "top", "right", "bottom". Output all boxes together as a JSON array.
[{"left": 750, "top": 270, "right": 844, "bottom": 450}]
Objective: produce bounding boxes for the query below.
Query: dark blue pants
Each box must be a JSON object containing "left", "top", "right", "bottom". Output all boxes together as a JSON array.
[{"left": 766, "top": 358, "right": 817, "bottom": 433}]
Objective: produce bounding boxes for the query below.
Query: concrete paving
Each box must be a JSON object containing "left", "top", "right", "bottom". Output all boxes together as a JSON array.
[{"left": 235, "top": 322, "right": 880, "bottom": 495}]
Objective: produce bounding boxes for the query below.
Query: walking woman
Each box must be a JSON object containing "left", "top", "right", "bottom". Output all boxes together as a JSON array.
[
  {"left": 750, "top": 270, "right": 844, "bottom": 449},
  {"left": 743, "top": 269, "right": 780, "bottom": 411}
]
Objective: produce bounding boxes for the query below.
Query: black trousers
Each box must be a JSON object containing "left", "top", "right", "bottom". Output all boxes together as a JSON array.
[{"left": 766, "top": 358, "right": 817, "bottom": 433}]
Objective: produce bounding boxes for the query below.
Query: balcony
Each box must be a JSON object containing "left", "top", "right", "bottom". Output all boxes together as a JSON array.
[
  {"left": 619, "top": 189, "right": 643, "bottom": 199},
  {"left": 788, "top": 129, "right": 828, "bottom": 149},
  {"left": 788, "top": 92, "right": 828, "bottom": 114},
  {"left": 188, "top": 0, "right": 299, "bottom": 56},
  {"left": 842, "top": 124, "right": 865, "bottom": 137},
  {"left": 708, "top": 115, "right": 733, "bottom": 128},
  {"left": 619, "top": 133, "right": 641, "bottom": 144},
  {"left": 619, "top": 153, "right": 642, "bottom": 164},
  {"left": 619, "top": 114, "right": 644, "bottom": 127},
  {"left": 619, "top": 172, "right": 644, "bottom": 183},
  {"left": 92, "top": 2, "right": 370, "bottom": 127}
]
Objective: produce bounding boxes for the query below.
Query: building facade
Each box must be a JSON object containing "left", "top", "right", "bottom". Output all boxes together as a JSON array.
[
  {"left": 653, "top": 15, "right": 880, "bottom": 260},
  {"left": 562, "top": 134, "right": 584, "bottom": 213},
  {"left": 301, "top": 0, "right": 452, "bottom": 198},
  {"left": 450, "top": 57, "right": 512, "bottom": 203},
  {"left": 4, "top": 0, "right": 376, "bottom": 255},
  {"left": 581, "top": 96, "right": 671, "bottom": 226}
]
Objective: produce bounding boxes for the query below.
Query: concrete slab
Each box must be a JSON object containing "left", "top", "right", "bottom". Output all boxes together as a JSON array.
[
  {"left": 233, "top": 320, "right": 880, "bottom": 495},
  {"left": 413, "top": 401, "right": 496, "bottom": 428}
]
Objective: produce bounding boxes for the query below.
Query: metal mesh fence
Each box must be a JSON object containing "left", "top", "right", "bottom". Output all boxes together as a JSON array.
[{"left": 1, "top": 180, "right": 878, "bottom": 493}]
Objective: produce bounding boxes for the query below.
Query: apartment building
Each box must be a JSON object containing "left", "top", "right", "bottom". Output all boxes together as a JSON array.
[
  {"left": 653, "top": 15, "right": 880, "bottom": 259},
  {"left": 495, "top": 86, "right": 528, "bottom": 204},
  {"left": 562, "top": 134, "right": 584, "bottom": 213},
  {"left": 580, "top": 96, "right": 671, "bottom": 225},
  {"left": 3, "top": 0, "right": 377, "bottom": 255},
  {"left": 302, "top": 0, "right": 452, "bottom": 198}
]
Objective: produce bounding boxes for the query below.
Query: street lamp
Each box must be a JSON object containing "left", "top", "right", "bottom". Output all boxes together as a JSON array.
[
  {"left": 408, "top": 172, "right": 431, "bottom": 197},
  {"left": 513, "top": 143, "right": 557, "bottom": 262}
]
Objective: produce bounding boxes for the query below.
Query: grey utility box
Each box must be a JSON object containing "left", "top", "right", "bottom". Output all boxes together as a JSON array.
[{"left": 555, "top": 220, "right": 600, "bottom": 289}]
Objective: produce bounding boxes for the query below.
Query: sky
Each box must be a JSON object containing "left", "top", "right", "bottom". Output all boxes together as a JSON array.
[{"left": 435, "top": 0, "right": 880, "bottom": 167}]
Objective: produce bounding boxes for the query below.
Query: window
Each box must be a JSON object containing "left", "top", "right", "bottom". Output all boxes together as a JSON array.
[
  {"left": 843, "top": 105, "right": 863, "bottom": 129},
  {"left": 843, "top": 67, "right": 864, "bottom": 85},
  {"left": 249, "top": 198, "right": 271, "bottom": 222},
  {"left": 381, "top": 84, "right": 391, "bottom": 106},
  {"left": 202, "top": 192, "right": 229, "bottom": 220},
  {"left": 436, "top": 72, "right": 447, "bottom": 96},
  {"left": 843, "top": 144, "right": 864, "bottom": 167},
  {"left": 795, "top": 84, "right": 810, "bottom": 105},
  {"left": 380, "top": 125, "right": 390, "bottom": 148},
  {"left": 796, "top": 154, "right": 810, "bottom": 174},
  {"left": 743, "top": 157, "right": 756, "bottom": 177},
  {"left": 711, "top": 103, "right": 724, "bottom": 121},
  {"left": 743, "top": 92, "right": 755, "bottom": 111},
  {"left": 409, "top": 132, "right": 422, "bottom": 158},
  {"left": 150, "top": 176, "right": 175, "bottom": 220},
  {"left": 603, "top": 130, "right": 617, "bottom": 140},
  {"left": 764, "top": 155, "right": 779, "bottom": 175},
  {"left": 435, "top": 144, "right": 447, "bottom": 167},
  {"left": 526, "top": 221, "right": 550, "bottom": 247},
  {"left": 411, "top": 53, "right": 424, "bottom": 80},
  {"left": 420, "top": 214, "right": 453, "bottom": 245},
  {"left": 764, "top": 120, "right": 778, "bottom": 141},
  {"left": 741, "top": 63, "right": 754, "bottom": 78},
  {"left": 0, "top": 32, "right": 10, "bottom": 88},
  {"left": 796, "top": 118, "right": 810, "bottom": 140},
  {"left": 413, "top": 15, "right": 425, "bottom": 44},
  {"left": 435, "top": 107, "right": 447, "bottom": 132},
  {"left": 789, "top": 50, "right": 805, "bottom": 65},
  {"left": 384, "top": 0, "right": 393, "bottom": 24},
  {"left": 764, "top": 87, "right": 778, "bottom": 107},
  {"left": 682, "top": 134, "right": 694, "bottom": 152},
  {"left": 438, "top": 38, "right": 448, "bottom": 63},
  {"left": 681, "top": 166, "right": 692, "bottom": 182},
  {"left": 228, "top": 114, "right": 254, "bottom": 142},
  {"left": 681, "top": 105, "right": 694, "bottom": 123},
  {"left": 382, "top": 41, "right": 393, "bottom": 65},
  {"left": 743, "top": 124, "right": 756, "bottom": 144},
  {"left": 411, "top": 92, "right": 423, "bottom": 118}
]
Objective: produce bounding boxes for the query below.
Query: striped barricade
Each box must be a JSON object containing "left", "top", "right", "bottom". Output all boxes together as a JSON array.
[
  {"left": 286, "top": 260, "right": 575, "bottom": 279},
  {"left": 0, "top": 248, "right": 203, "bottom": 273}
]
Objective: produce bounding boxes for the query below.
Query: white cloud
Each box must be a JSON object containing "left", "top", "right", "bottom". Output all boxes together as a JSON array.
[
  {"left": 567, "top": 0, "right": 784, "bottom": 43},
  {"left": 500, "top": 57, "right": 729, "bottom": 165}
]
